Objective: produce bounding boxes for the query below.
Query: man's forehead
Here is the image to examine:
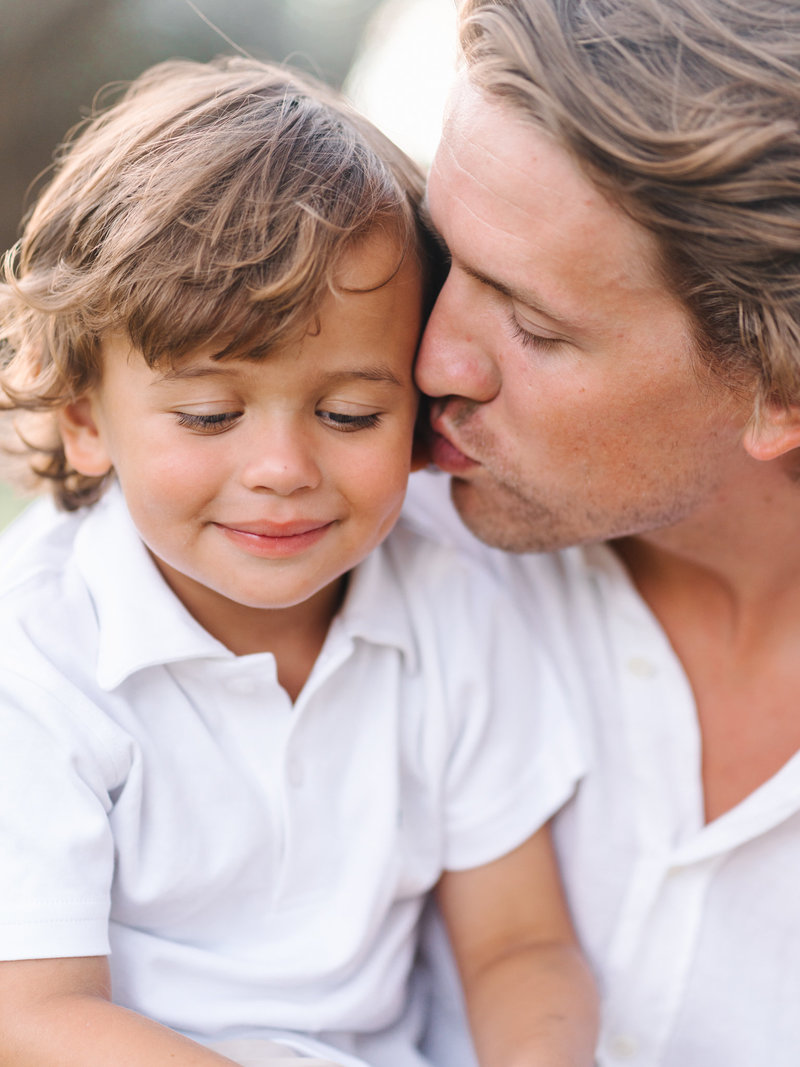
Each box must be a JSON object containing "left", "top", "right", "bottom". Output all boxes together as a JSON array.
[
  {"left": 441, "top": 86, "right": 653, "bottom": 223},
  {"left": 428, "top": 78, "right": 677, "bottom": 330}
]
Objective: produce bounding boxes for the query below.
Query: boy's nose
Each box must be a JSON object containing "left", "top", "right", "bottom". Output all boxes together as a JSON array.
[
  {"left": 415, "top": 272, "right": 502, "bottom": 404},
  {"left": 241, "top": 426, "right": 322, "bottom": 496}
]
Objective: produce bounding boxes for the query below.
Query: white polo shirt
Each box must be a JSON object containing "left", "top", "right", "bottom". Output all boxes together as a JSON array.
[
  {"left": 405, "top": 470, "right": 800, "bottom": 1067},
  {"left": 0, "top": 484, "right": 581, "bottom": 1067}
]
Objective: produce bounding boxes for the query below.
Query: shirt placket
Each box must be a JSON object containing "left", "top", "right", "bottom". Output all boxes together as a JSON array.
[
  {"left": 596, "top": 580, "right": 707, "bottom": 1066},
  {"left": 270, "top": 622, "right": 357, "bottom": 904},
  {"left": 599, "top": 854, "right": 722, "bottom": 1065},
  {"left": 172, "top": 656, "right": 295, "bottom": 895}
]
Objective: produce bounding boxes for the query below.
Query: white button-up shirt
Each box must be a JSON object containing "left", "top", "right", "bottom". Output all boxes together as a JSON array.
[
  {"left": 405, "top": 470, "right": 800, "bottom": 1067},
  {"left": 0, "top": 484, "right": 581, "bottom": 1067}
]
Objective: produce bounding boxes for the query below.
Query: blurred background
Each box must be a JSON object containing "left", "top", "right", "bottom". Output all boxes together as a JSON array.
[{"left": 0, "top": 0, "right": 457, "bottom": 526}]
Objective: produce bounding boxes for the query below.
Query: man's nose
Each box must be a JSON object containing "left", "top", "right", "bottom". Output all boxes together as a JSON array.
[{"left": 415, "top": 271, "right": 501, "bottom": 403}]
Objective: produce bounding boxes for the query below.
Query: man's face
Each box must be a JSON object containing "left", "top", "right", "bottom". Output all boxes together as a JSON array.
[{"left": 416, "top": 79, "right": 751, "bottom": 553}]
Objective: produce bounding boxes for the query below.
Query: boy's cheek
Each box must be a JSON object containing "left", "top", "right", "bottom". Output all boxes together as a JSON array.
[
  {"left": 411, "top": 395, "right": 433, "bottom": 470},
  {"left": 410, "top": 435, "right": 432, "bottom": 472}
]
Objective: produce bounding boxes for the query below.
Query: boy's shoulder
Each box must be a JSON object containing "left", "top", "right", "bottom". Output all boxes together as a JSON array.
[
  {"left": 0, "top": 494, "right": 97, "bottom": 654},
  {"left": 401, "top": 469, "right": 626, "bottom": 623},
  {"left": 372, "top": 513, "right": 532, "bottom": 671},
  {"left": 0, "top": 486, "right": 221, "bottom": 697},
  {"left": 0, "top": 497, "right": 111, "bottom": 721},
  {"left": 0, "top": 497, "right": 86, "bottom": 602},
  {"left": 384, "top": 511, "right": 504, "bottom": 600}
]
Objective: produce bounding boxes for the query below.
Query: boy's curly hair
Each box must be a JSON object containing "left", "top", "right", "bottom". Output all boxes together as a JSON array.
[{"left": 0, "top": 56, "right": 432, "bottom": 509}]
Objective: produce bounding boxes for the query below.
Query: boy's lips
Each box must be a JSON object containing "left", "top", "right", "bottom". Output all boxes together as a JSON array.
[
  {"left": 214, "top": 519, "right": 335, "bottom": 558},
  {"left": 221, "top": 519, "right": 332, "bottom": 537}
]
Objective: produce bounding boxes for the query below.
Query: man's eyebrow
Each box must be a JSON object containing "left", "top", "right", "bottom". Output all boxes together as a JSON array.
[
  {"left": 154, "top": 363, "right": 404, "bottom": 387},
  {"left": 458, "top": 261, "right": 574, "bottom": 331}
]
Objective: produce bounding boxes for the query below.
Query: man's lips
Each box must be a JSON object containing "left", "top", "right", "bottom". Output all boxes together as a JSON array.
[{"left": 428, "top": 419, "right": 479, "bottom": 475}]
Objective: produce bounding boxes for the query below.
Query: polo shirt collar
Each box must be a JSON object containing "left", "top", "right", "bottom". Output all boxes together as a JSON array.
[
  {"left": 74, "top": 485, "right": 231, "bottom": 690},
  {"left": 334, "top": 527, "right": 418, "bottom": 673},
  {"left": 75, "top": 485, "right": 418, "bottom": 690}
]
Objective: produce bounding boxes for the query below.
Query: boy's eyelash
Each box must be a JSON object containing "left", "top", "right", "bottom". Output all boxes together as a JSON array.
[
  {"left": 507, "top": 313, "right": 561, "bottom": 351},
  {"left": 175, "top": 411, "right": 241, "bottom": 432},
  {"left": 318, "top": 411, "right": 382, "bottom": 432},
  {"left": 174, "top": 410, "right": 382, "bottom": 434}
]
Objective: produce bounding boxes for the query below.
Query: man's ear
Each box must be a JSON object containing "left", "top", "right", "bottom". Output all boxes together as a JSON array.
[
  {"left": 58, "top": 397, "right": 113, "bottom": 476},
  {"left": 743, "top": 401, "right": 800, "bottom": 462}
]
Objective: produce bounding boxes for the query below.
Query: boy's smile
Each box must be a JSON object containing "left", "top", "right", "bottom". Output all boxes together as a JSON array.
[
  {"left": 215, "top": 519, "right": 336, "bottom": 558},
  {"left": 60, "top": 234, "right": 424, "bottom": 652}
]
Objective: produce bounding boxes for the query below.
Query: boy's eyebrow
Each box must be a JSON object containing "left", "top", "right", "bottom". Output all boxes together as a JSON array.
[
  {"left": 154, "top": 364, "right": 404, "bottom": 387},
  {"left": 324, "top": 367, "right": 405, "bottom": 387}
]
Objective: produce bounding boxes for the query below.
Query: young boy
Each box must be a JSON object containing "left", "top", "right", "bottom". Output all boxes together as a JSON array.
[{"left": 0, "top": 58, "right": 596, "bottom": 1067}]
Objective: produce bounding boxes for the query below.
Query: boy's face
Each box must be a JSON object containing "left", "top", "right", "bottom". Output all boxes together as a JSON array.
[{"left": 61, "top": 234, "right": 423, "bottom": 643}]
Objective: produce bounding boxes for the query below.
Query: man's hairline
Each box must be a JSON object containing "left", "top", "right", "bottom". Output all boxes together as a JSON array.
[{"left": 431, "top": 74, "right": 748, "bottom": 398}]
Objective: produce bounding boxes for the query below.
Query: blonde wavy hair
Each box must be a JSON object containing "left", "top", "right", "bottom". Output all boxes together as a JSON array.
[
  {"left": 460, "top": 0, "right": 800, "bottom": 413},
  {"left": 0, "top": 56, "right": 432, "bottom": 509}
]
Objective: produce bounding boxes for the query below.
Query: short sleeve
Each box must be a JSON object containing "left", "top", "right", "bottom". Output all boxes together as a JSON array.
[
  {"left": 436, "top": 557, "right": 585, "bottom": 872},
  {"left": 0, "top": 665, "right": 123, "bottom": 960}
]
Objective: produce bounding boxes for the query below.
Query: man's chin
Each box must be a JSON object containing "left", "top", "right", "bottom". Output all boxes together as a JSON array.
[
  {"left": 448, "top": 476, "right": 574, "bottom": 555},
  {"left": 449, "top": 479, "right": 535, "bottom": 553}
]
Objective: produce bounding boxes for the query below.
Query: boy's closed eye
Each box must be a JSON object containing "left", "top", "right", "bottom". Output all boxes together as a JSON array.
[
  {"left": 316, "top": 410, "right": 383, "bottom": 431},
  {"left": 174, "top": 411, "right": 242, "bottom": 432},
  {"left": 172, "top": 409, "right": 384, "bottom": 434}
]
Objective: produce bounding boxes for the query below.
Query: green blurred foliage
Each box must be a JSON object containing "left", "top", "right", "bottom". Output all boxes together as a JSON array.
[
  {"left": 0, "top": 0, "right": 385, "bottom": 251},
  {"left": 0, "top": 0, "right": 389, "bottom": 523},
  {"left": 0, "top": 481, "right": 27, "bottom": 530}
]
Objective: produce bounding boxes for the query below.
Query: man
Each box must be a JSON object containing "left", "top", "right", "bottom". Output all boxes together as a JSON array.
[{"left": 404, "top": 0, "right": 800, "bottom": 1063}]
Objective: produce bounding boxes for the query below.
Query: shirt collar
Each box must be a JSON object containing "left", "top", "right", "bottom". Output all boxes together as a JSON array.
[
  {"left": 75, "top": 485, "right": 418, "bottom": 690},
  {"left": 74, "top": 485, "right": 231, "bottom": 690},
  {"left": 573, "top": 539, "right": 626, "bottom": 577},
  {"left": 334, "top": 524, "right": 418, "bottom": 673}
]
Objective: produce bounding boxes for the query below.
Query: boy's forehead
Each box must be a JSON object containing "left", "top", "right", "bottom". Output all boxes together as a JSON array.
[
  {"left": 98, "top": 230, "right": 422, "bottom": 375},
  {"left": 335, "top": 231, "right": 420, "bottom": 289}
]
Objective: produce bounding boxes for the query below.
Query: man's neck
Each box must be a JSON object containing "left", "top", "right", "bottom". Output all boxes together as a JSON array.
[
  {"left": 613, "top": 455, "right": 800, "bottom": 641},
  {"left": 611, "top": 456, "right": 800, "bottom": 820}
]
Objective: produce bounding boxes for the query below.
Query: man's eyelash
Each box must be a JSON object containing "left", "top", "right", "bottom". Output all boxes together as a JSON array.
[
  {"left": 507, "top": 313, "right": 561, "bottom": 351},
  {"left": 175, "top": 411, "right": 241, "bottom": 432},
  {"left": 429, "top": 230, "right": 453, "bottom": 267}
]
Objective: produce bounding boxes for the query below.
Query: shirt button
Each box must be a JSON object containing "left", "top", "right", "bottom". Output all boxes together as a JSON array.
[
  {"left": 626, "top": 656, "right": 657, "bottom": 679},
  {"left": 227, "top": 677, "right": 256, "bottom": 696},
  {"left": 608, "top": 1034, "right": 639, "bottom": 1060},
  {"left": 287, "top": 758, "right": 304, "bottom": 788}
]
